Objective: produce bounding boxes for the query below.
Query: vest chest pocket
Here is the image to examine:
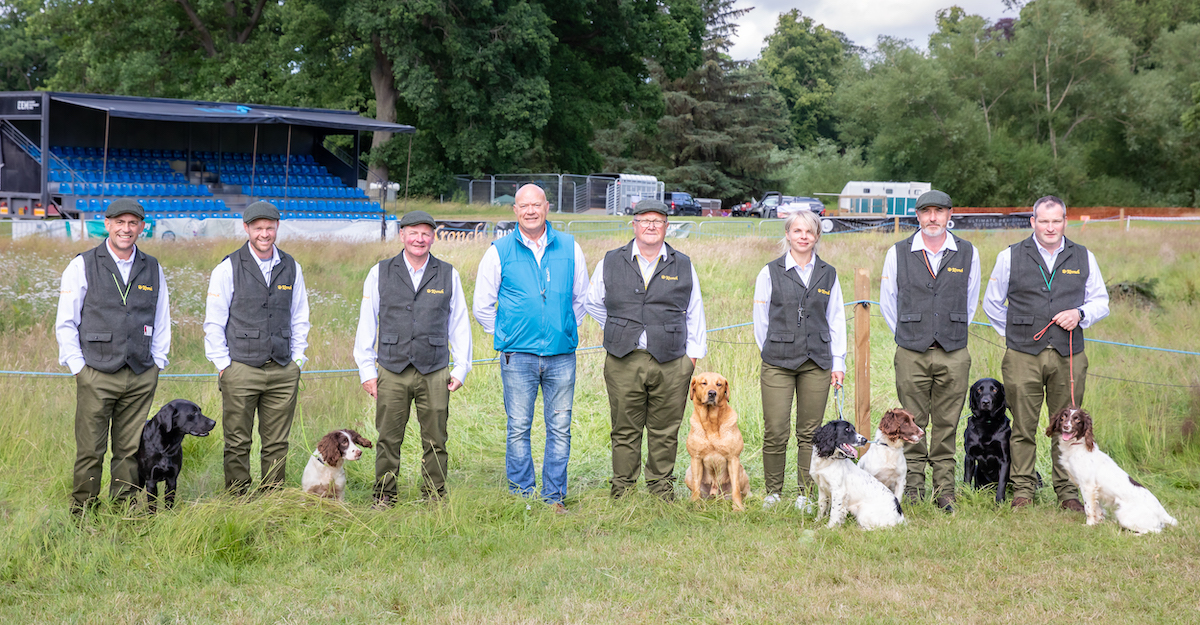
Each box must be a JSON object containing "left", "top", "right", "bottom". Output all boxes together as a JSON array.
[
  {"left": 234, "top": 329, "right": 261, "bottom": 339},
  {"left": 900, "top": 313, "right": 922, "bottom": 323},
  {"left": 84, "top": 332, "right": 113, "bottom": 361},
  {"left": 664, "top": 323, "right": 685, "bottom": 352},
  {"left": 768, "top": 332, "right": 795, "bottom": 343},
  {"left": 1011, "top": 314, "right": 1035, "bottom": 342},
  {"left": 605, "top": 317, "right": 629, "bottom": 343},
  {"left": 428, "top": 336, "right": 447, "bottom": 346},
  {"left": 948, "top": 311, "right": 968, "bottom": 340},
  {"left": 379, "top": 334, "right": 400, "bottom": 345}
]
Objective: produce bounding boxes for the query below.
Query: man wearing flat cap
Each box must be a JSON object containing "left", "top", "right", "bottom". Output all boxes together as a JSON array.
[
  {"left": 880, "top": 189, "right": 980, "bottom": 512},
  {"left": 354, "top": 211, "right": 471, "bottom": 507},
  {"left": 584, "top": 199, "right": 706, "bottom": 501},
  {"left": 204, "top": 201, "right": 310, "bottom": 494},
  {"left": 55, "top": 199, "right": 172, "bottom": 514}
]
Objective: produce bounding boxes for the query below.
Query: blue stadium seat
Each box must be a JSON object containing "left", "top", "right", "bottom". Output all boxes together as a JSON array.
[
  {"left": 76, "top": 199, "right": 87, "bottom": 211},
  {"left": 89, "top": 199, "right": 100, "bottom": 211}
]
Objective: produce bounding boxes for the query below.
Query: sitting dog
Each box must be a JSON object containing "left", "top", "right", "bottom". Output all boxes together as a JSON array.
[
  {"left": 302, "top": 429, "right": 374, "bottom": 501},
  {"left": 684, "top": 372, "right": 751, "bottom": 511},
  {"left": 963, "top": 378, "right": 1013, "bottom": 502},
  {"left": 137, "top": 399, "right": 217, "bottom": 512},
  {"left": 857, "top": 408, "right": 924, "bottom": 500},
  {"left": 810, "top": 420, "right": 904, "bottom": 530},
  {"left": 1047, "top": 407, "right": 1177, "bottom": 534}
]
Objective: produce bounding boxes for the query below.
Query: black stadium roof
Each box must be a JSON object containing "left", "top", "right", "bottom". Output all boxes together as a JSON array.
[{"left": 46, "top": 92, "right": 414, "bottom": 133}]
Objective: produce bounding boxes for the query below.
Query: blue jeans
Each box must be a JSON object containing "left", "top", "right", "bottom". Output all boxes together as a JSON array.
[{"left": 500, "top": 351, "right": 575, "bottom": 504}]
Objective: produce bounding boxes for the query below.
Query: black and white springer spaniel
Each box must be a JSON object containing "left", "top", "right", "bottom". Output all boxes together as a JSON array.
[
  {"left": 810, "top": 420, "right": 905, "bottom": 530},
  {"left": 302, "top": 429, "right": 374, "bottom": 501},
  {"left": 1046, "top": 407, "right": 1177, "bottom": 534}
]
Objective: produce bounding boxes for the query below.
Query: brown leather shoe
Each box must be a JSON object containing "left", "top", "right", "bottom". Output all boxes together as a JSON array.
[
  {"left": 551, "top": 502, "right": 569, "bottom": 515},
  {"left": 1060, "top": 498, "right": 1085, "bottom": 513},
  {"left": 370, "top": 495, "right": 393, "bottom": 511},
  {"left": 935, "top": 495, "right": 956, "bottom": 514},
  {"left": 1011, "top": 496, "right": 1032, "bottom": 509}
]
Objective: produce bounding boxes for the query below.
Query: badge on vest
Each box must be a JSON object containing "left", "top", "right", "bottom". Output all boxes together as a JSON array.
[
  {"left": 1061, "top": 269, "right": 1081, "bottom": 275},
  {"left": 137, "top": 284, "right": 154, "bottom": 291},
  {"left": 277, "top": 284, "right": 292, "bottom": 290},
  {"left": 426, "top": 288, "right": 445, "bottom": 294},
  {"left": 946, "top": 267, "right": 964, "bottom": 273},
  {"left": 143, "top": 325, "right": 153, "bottom": 336},
  {"left": 661, "top": 275, "right": 679, "bottom": 281}
]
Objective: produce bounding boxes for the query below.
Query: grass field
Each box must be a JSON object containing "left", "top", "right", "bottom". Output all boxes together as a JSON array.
[{"left": 1, "top": 216, "right": 1198, "bottom": 623}]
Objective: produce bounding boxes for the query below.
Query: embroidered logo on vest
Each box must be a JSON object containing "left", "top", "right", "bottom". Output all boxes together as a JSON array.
[
  {"left": 1061, "top": 269, "right": 1081, "bottom": 275},
  {"left": 818, "top": 288, "right": 831, "bottom": 295},
  {"left": 661, "top": 275, "right": 679, "bottom": 281},
  {"left": 137, "top": 284, "right": 154, "bottom": 291},
  {"left": 426, "top": 288, "right": 445, "bottom": 294},
  {"left": 946, "top": 266, "right": 964, "bottom": 273},
  {"left": 277, "top": 284, "right": 292, "bottom": 290}
]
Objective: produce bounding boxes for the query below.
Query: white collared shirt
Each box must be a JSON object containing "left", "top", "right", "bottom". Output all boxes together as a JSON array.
[
  {"left": 752, "top": 253, "right": 847, "bottom": 372},
  {"left": 55, "top": 239, "right": 172, "bottom": 375},
  {"left": 352, "top": 254, "right": 472, "bottom": 384},
  {"left": 583, "top": 240, "right": 708, "bottom": 360},
  {"left": 880, "top": 231, "right": 981, "bottom": 333},
  {"left": 982, "top": 234, "right": 1109, "bottom": 336},
  {"left": 472, "top": 228, "right": 590, "bottom": 335},
  {"left": 203, "top": 244, "right": 310, "bottom": 371}
]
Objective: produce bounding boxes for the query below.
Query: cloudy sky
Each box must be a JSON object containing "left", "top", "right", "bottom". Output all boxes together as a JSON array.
[{"left": 727, "top": 0, "right": 1014, "bottom": 60}]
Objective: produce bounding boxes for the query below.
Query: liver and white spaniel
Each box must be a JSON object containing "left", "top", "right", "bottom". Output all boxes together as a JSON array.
[
  {"left": 856, "top": 408, "right": 924, "bottom": 500},
  {"left": 1046, "top": 407, "right": 1177, "bottom": 534},
  {"left": 810, "top": 420, "right": 905, "bottom": 530},
  {"left": 301, "top": 429, "right": 373, "bottom": 501}
]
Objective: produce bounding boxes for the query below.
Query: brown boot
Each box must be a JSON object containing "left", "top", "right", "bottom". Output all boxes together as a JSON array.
[
  {"left": 1060, "top": 498, "right": 1085, "bottom": 513},
  {"left": 1011, "top": 496, "right": 1032, "bottom": 509},
  {"left": 935, "top": 495, "right": 956, "bottom": 514}
]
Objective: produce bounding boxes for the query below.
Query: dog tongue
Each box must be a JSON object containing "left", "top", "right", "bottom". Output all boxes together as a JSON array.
[
  {"left": 1062, "top": 431, "right": 1074, "bottom": 441},
  {"left": 840, "top": 443, "right": 858, "bottom": 459}
]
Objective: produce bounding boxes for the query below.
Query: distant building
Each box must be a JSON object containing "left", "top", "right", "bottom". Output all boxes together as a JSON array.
[{"left": 836, "top": 181, "right": 932, "bottom": 216}]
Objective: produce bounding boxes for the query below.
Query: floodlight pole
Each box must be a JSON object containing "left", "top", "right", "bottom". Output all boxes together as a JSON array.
[
  {"left": 249, "top": 125, "right": 259, "bottom": 199},
  {"left": 284, "top": 125, "right": 292, "bottom": 200},
  {"left": 102, "top": 112, "right": 110, "bottom": 184}
]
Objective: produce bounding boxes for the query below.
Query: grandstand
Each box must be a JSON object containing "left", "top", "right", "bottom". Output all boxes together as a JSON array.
[{"left": 0, "top": 92, "right": 412, "bottom": 220}]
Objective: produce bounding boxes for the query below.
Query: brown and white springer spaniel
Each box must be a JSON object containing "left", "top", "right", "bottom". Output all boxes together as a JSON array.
[
  {"left": 1046, "top": 407, "right": 1177, "bottom": 534},
  {"left": 856, "top": 409, "right": 924, "bottom": 500},
  {"left": 301, "top": 429, "right": 373, "bottom": 501}
]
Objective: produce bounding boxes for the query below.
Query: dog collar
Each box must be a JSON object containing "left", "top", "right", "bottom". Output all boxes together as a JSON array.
[{"left": 311, "top": 451, "right": 326, "bottom": 466}]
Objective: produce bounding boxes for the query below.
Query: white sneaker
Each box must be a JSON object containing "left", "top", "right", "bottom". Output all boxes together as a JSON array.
[
  {"left": 795, "top": 495, "right": 814, "bottom": 514},
  {"left": 762, "top": 493, "right": 781, "bottom": 509}
]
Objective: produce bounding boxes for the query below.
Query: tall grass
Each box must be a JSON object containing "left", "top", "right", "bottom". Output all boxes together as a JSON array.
[{"left": 0, "top": 220, "right": 1197, "bottom": 623}]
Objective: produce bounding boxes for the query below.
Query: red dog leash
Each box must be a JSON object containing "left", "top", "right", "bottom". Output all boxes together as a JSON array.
[{"left": 1033, "top": 320, "right": 1077, "bottom": 408}]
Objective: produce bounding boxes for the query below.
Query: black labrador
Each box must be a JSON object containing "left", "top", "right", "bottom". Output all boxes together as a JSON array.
[
  {"left": 137, "top": 399, "right": 216, "bottom": 512},
  {"left": 962, "top": 378, "right": 1012, "bottom": 503}
]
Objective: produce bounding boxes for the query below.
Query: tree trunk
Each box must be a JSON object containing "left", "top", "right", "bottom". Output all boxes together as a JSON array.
[{"left": 369, "top": 34, "right": 398, "bottom": 200}]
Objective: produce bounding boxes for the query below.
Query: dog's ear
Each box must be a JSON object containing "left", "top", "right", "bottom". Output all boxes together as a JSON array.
[
  {"left": 317, "top": 432, "right": 342, "bottom": 468},
  {"left": 812, "top": 423, "right": 834, "bottom": 457},
  {"left": 879, "top": 409, "right": 899, "bottom": 436},
  {"left": 1046, "top": 408, "right": 1065, "bottom": 437},
  {"left": 345, "top": 429, "right": 373, "bottom": 448},
  {"left": 721, "top": 377, "right": 731, "bottom": 404},
  {"left": 155, "top": 401, "right": 179, "bottom": 433},
  {"left": 1080, "top": 409, "right": 1095, "bottom": 452},
  {"left": 690, "top": 376, "right": 700, "bottom": 402}
]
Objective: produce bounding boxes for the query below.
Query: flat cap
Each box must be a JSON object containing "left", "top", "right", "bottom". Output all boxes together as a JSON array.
[
  {"left": 398, "top": 210, "right": 437, "bottom": 229},
  {"left": 243, "top": 201, "right": 280, "bottom": 223},
  {"left": 105, "top": 198, "right": 144, "bottom": 220},
  {"left": 915, "top": 190, "right": 952, "bottom": 210},
  {"left": 630, "top": 199, "right": 668, "bottom": 216}
]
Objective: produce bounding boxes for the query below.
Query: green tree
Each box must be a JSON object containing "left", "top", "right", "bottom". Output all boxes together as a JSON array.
[
  {"left": 0, "top": 0, "right": 57, "bottom": 91},
  {"left": 758, "top": 9, "right": 847, "bottom": 147}
]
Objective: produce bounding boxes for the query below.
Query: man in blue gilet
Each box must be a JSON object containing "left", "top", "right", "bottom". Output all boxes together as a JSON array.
[
  {"left": 204, "top": 201, "right": 310, "bottom": 494},
  {"left": 56, "top": 199, "right": 171, "bottom": 515},
  {"left": 473, "top": 184, "right": 589, "bottom": 513},
  {"left": 983, "top": 195, "right": 1109, "bottom": 511}
]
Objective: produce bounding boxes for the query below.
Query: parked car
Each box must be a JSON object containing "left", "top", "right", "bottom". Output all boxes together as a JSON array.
[
  {"left": 776, "top": 196, "right": 827, "bottom": 218},
  {"left": 665, "top": 191, "right": 702, "bottom": 217},
  {"left": 741, "top": 192, "right": 789, "bottom": 218}
]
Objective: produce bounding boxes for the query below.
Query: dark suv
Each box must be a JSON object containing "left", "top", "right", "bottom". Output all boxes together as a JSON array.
[{"left": 665, "top": 191, "right": 702, "bottom": 217}]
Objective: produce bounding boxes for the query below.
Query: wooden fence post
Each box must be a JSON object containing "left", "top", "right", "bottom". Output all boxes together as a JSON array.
[
  {"left": 855, "top": 268, "right": 871, "bottom": 450},
  {"left": 1120, "top": 208, "right": 1127, "bottom": 232},
  {"left": 893, "top": 216, "right": 900, "bottom": 234}
]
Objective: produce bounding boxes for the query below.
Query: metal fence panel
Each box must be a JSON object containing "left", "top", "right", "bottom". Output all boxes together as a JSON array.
[
  {"left": 565, "top": 220, "right": 632, "bottom": 239},
  {"left": 696, "top": 220, "right": 757, "bottom": 238}
]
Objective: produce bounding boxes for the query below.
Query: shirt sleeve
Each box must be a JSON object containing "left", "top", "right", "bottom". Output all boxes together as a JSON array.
[
  {"left": 352, "top": 264, "right": 381, "bottom": 383},
  {"left": 967, "top": 246, "right": 981, "bottom": 323},
  {"left": 685, "top": 262, "right": 707, "bottom": 359},
  {"left": 472, "top": 245, "right": 501, "bottom": 335},
  {"left": 203, "top": 258, "right": 235, "bottom": 371},
  {"left": 828, "top": 274, "right": 847, "bottom": 373},
  {"left": 1079, "top": 250, "right": 1109, "bottom": 329},
  {"left": 583, "top": 258, "right": 608, "bottom": 329},
  {"left": 290, "top": 261, "right": 311, "bottom": 367},
  {"left": 55, "top": 256, "right": 88, "bottom": 375},
  {"left": 982, "top": 247, "right": 1011, "bottom": 337},
  {"left": 879, "top": 246, "right": 898, "bottom": 333},
  {"left": 752, "top": 265, "right": 771, "bottom": 352},
  {"left": 448, "top": 267, "right": 473, "bottom": 384},
  {"left": 572, "top": 242, "right": 590, "bottom": 327},
  {"left": 151, "top": 266, "right": 171, "bottom": 370}
]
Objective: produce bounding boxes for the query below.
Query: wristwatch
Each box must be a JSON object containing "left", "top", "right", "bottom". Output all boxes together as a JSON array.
[{"left": 1077, "top": 307, "right": 1085, "bottom": 320}]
